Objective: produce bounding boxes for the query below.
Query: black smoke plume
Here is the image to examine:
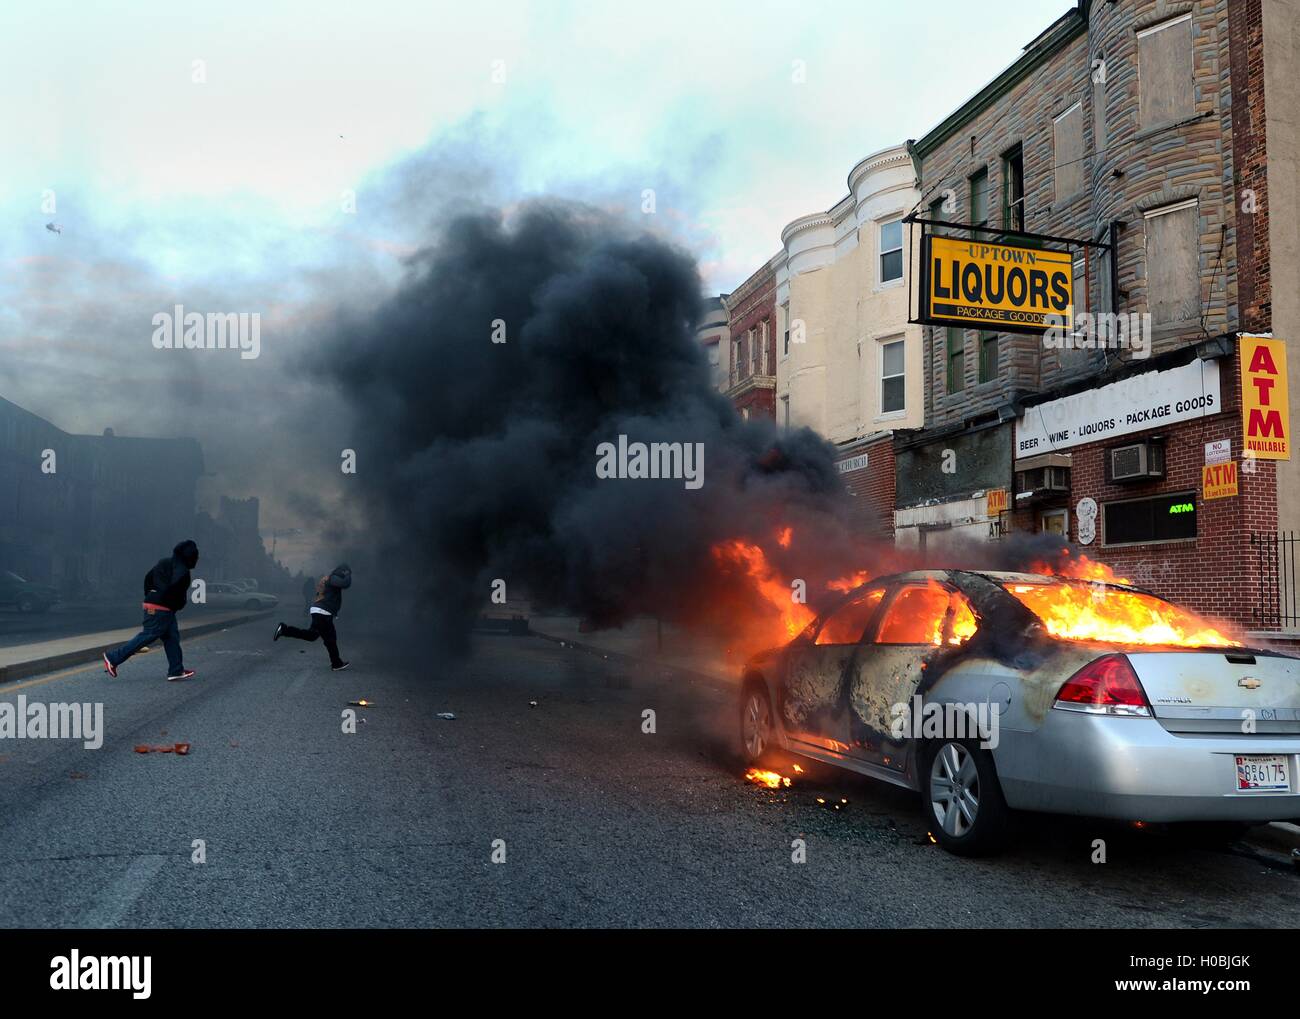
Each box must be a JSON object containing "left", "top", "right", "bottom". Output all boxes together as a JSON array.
[{"left": 317, "top": 201, "right": 879, "bottom": 652}]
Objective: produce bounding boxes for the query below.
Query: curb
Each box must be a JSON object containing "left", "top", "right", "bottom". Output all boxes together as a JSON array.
[
  {"left": 1245, "top": 821, "right": 1300, "bottom": 859},
  {"left": 0, "top": 610, "right": 276, "bottom": 687},
  {"left": 530, "top": 628, "right": 734, "bottom": 692}
]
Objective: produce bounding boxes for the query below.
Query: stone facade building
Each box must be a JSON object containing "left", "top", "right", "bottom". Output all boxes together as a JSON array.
[{"left": 900, "top": 0, "right": 1297, "bottom": 633}]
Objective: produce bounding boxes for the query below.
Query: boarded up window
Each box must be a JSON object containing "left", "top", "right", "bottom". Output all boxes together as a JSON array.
[
  {"left": 1053, "top": 102, "right": 1084, "bottom": 201},
  {"left": 1144, "top": 200, "right": 1200, "bottom": 325},
  {"left": 1138, "top": 14, "right": 1194, "bottom": 129}
]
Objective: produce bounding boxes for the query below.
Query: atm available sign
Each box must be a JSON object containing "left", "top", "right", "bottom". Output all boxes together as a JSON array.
[{"left": 924, "top": 235, "right": 1073, "bottom": 333}]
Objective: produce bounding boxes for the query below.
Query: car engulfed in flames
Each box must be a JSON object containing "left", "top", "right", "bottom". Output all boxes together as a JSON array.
[{"left": 735, "top": 565, "right": 1300, "bottom": 857}]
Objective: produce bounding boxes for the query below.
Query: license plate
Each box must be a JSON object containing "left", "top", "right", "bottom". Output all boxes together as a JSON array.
[{"left": 1234, "top": 755, "right": 1290, "bottom": 792}]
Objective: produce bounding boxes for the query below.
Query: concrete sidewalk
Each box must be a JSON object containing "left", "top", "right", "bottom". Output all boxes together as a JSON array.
[
  {"left": 0, "top": 609, "right": 275, "bottom": 685},
  {"left": 528, "top": 615, "right": 739, "bottom": 688}
]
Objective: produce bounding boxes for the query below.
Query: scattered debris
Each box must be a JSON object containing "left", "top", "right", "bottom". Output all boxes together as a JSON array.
[
  {"left": 45, "top": 222, "right": 61, "bottom": 234},
  {"left": 134, "top": 743, "right": 191, "bottom": 755},
  {"left": 69, "top": 771, "right": 88, "bottom": 780},
  {"left": 436, "top": 712, "right": 456, "bottom": 720},
  {"left": 528, "top": 700, "right": 538, "bottom": 708},
  {"left": 348, "top": 699, "right": 375, "bottom": 707}
]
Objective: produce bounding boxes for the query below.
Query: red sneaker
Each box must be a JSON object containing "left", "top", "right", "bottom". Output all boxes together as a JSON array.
[
  {"left": 166, "top": 669, "right": 196, "bottom": 682},
  {"left": 102, "top": 653, "right": 117, "bottom": 678}
]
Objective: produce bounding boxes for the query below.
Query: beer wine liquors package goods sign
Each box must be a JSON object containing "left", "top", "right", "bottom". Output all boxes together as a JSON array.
[
  {"left": 1015, "top": 359, "right": 1221, "bottom": 455},
  {"left": 925, "top": 235, "right": 1073, "bottom": 333},
  {"left": 1240, "top": 335, "right": 1290, "bottom": 460}
]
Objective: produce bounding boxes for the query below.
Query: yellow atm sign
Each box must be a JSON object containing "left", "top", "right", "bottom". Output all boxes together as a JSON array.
[{"left": 926, "top": 235, "right": 1073, "bottom": 333}]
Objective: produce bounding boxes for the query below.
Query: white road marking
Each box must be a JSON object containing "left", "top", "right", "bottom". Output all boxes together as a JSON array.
[{"left": 80, "top": 854, "right": 167, "bottom": 927}]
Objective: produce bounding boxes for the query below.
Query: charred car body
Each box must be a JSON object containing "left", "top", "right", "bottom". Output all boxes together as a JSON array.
[{"left": 739, "top": 570, "right": 1300, "bottom": 855}]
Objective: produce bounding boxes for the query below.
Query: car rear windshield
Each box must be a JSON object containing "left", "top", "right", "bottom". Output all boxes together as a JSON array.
[{"left": 1001, "top": 581, "right": 1241, "bottom": 648}]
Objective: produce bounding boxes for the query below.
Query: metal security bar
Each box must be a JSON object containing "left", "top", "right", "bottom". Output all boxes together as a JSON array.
[{"left": 1252, "top": 531, "right": 1300, "bottom": 630}]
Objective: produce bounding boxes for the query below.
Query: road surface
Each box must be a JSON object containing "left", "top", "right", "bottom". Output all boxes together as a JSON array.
[{"left": 1, "top": 622, "right": 1298, "bottom": 927}]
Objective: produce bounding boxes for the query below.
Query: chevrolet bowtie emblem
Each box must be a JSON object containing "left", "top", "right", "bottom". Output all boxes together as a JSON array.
[{"left": 1238, "top": 677, "right": 1262, "bottom": 690}]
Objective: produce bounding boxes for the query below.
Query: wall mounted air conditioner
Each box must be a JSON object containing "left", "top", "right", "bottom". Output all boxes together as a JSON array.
[
  {"left": 1015, "top": 465, "right": 1070, "bottom": 495},
  {"left": 1108, "top": 440, "right": 1165, "bottom": 482}
]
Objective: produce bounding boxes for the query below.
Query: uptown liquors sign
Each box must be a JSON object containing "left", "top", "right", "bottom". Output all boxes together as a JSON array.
[{"left": 1016, "top": 359, "right": 1221, "bottom": 455}]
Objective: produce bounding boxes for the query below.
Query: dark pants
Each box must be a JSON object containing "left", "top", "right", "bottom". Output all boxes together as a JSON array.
[
  {"left": 280, "top": 613, "right": 342, "bottom": 667},
  {"left": 107, "top": 608, "right": 183, "bottom": 676}
]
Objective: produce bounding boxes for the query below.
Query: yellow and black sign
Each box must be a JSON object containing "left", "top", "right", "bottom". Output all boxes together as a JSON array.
[
  {"left": 986, "top": 488, "right": 1008, "bottom": 517},
  {"left": 923, "top": 235, "right": 1073, "bottom": 333},
  {"left": 1241, "top": 334, "right": 1290, "bottom": 460},
  {"left": 1202, "top": 461, "right": 1238, "bottom": 501}
]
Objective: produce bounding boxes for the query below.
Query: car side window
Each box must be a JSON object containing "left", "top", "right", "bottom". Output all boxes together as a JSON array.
[
  {"left": 814, "top": 587, "right": 885, "bottom": 646},
  {"left": 876, "top": 583, "right": 978, "bottom": 645}
]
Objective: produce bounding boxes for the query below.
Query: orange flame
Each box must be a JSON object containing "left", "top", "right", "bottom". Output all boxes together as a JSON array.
[
  {"left": 1031, "top": 550, "right": 1132, "bottom": 586},
  {"left": 711, "top": 538, "right": 815, "bottom": 642},
  {"left": 1005, "top": 581, "right": 1240, "bottom": 648},
  {"left": 745, "top": 768, "right": 791, "bottom": 789}
]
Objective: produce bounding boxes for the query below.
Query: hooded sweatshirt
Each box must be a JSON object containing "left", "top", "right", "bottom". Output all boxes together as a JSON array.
[
  {"left": 143, "top": 540, "right": 199, "bottom": 612},
  {"left": 310, "top": 564, "right": 352, "bottom": 616}
]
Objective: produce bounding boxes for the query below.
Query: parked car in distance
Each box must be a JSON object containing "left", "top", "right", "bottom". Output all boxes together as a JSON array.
[
  {"left": 226, "top": 578, "right": 259, "bottom": 592},
  {"left": 200, "top": 582, "right": 278, "bottom": 611},
  {"left": 0, "top": 570, "right": 60, "bottom": 613}
]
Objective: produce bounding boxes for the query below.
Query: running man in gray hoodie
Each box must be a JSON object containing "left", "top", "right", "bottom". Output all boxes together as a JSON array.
[{"left": 273, "top": 564, "right": 351, "bottom": 671}]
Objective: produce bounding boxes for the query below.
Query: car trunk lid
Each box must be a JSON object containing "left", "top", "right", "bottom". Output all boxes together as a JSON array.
[{"left": 1125, "top": 649, "right": 1300, "bottom": 734}]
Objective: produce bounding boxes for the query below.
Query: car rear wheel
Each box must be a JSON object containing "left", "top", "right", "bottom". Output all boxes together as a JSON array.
[
  {"left": 16, "top": 594, "right": 37, "bottom": 613},
  {"left": 924, "top": 738, "right": 1011, "bottom": 856},
  {"left": 739, "top": 681, "right": 773, "bottom": 765}
]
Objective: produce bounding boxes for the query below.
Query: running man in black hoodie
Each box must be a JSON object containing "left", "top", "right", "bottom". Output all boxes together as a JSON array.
[
  {"left": 102, "top": 539, "right": 199, "bottom": 681},
  {"left": 273, "top": 564, "right": 351, "bottom": 671}
]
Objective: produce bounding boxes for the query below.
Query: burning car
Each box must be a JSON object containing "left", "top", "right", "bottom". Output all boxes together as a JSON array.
[{"left": 738, "top": 569, "right": 1300, "bottom": 856}]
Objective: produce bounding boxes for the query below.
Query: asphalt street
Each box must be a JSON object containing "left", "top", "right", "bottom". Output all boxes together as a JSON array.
[{"left": 1, "top": 621, "right": 1298, "bottom": 928}]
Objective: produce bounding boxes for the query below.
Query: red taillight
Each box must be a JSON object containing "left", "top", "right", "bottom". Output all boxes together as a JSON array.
[{"left": 1055, "top": 654, "right": 1150, "bottom": 715}]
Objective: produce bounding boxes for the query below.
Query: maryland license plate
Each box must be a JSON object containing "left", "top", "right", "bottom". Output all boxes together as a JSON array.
[{"left": 1235, "top": 755, "right": 1290, "bottom": 792}]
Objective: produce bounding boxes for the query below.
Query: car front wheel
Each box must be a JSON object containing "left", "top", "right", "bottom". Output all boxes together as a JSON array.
[
  {"left": 739, "top": 681, "right": 773, "bottom": 765},
  {"left": 924, "top": 738, "right": 1011, "bottom": 856}
]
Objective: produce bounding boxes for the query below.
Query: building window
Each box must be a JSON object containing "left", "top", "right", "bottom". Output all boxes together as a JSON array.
[
  {"left": 1143, "top": 198, "right": 1200, "bottom": 326},
  {"left": 978, "top": 331, "right": 999, "bottom": 383},
  {"left": 707, "top": 343, "right": 719, "bottom": 367},
  {"left": 1002, "top": 145, "right": 1025, "bottom": 231},
  {"left": 1053, "top": 102, "right": 1083, "bottom": 201},
  {"left": 880, "top": 338, "right": 905, "bottom": 414},
  {"left": 1138, "top": 13, "right": 1194, "bottom": 130},
  {"left": 782, "top": 303, "right": 790, "bottom": 355},
  {"left": 928, "top": 196, "right": 949, "bottom": 236},
  {"left": 1103, "top": 491, "right": 1197, "bottom": 546},
  {"left": 780, "top": 394, "right": 790, "bottom": 427},
  {"left": 946, "top": 328, "right": 964, "bottom": 393},
  {"left": 969, "top": 168, "right": 989, "bottom": 229},
  {"left": 879, "top": 218, "right": 903, "bottom": 283}
]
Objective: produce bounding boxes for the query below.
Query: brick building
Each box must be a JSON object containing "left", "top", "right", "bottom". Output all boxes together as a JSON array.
[
  {"left": 899, "top": 0, "right": 1297, "bottom": 633},
  {"left": 722, "top": 262, "right": 778, "bottom": 420}
]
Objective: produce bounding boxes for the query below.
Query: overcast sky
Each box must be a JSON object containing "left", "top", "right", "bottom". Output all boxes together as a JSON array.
[{"left": 0, "top": 0, "right": 1069, "bottom": 566}]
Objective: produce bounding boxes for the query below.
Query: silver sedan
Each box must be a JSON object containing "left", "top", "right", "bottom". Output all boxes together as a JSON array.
[{"left": 738, "top": 570, "right": 1300, "bottom": 855}]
